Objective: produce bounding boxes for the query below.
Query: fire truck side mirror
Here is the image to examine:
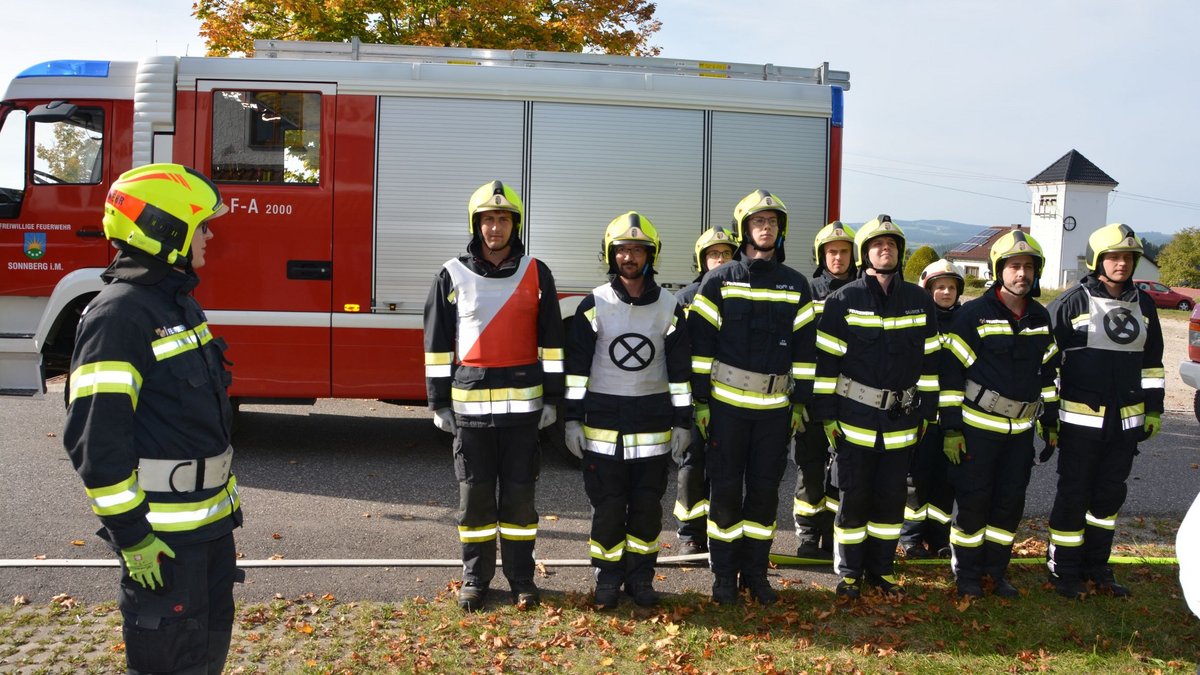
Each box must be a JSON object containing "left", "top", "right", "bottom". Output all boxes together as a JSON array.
[{"left": 27, "top": 100, "right": 78, "bottom": 123}]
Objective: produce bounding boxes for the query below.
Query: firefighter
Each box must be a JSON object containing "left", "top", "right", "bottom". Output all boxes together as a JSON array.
[
  {"left": 62, "top": 163, "right": 241, "bottom": 674},
  {"left": 1045, "top": 223, "right": 1164, "bottom": 599},
  {"left": 423, "top": 181, "right": 565, "bottom": 612},
  {"left": 792, "top": 221, "right": 857, "bottom": 561},
  {"left": 899, "top": 259, "right": 964, "bottom": 560},
  {"left": 688, "top": 189, "right": 816, "bottom": 605},
  {"left": 812, "top": 215, "right": 940, "bottom": 599},
  {"left": 939, "top": 232, "right": 1060, "bottom": 598},
  {"left": 565, "top": 212, "right": 693, "bottom": 609},
  {"left": 672, "top": 226, "right": 737, "bottom": 556}
]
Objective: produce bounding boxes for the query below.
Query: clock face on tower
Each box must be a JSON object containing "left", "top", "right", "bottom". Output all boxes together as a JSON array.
[{"left": 1063, "top": 216, "right": 1077, "bottom": 232}]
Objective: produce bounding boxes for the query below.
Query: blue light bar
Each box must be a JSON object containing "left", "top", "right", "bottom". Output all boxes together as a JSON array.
[
  {"left": 16, "top": 60, "right": 111, "bottom": 79},
  {"left": 830, "top": 85, "right": 843, "bottom": 129}
]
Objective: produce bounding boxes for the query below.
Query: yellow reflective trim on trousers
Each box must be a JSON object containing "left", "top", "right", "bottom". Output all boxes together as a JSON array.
[
  {"left": 452, "top": 385, "right": 543, "bottom": 403},
  {"left": 866, "top": 521, "right": 902, "bottom": 540},
  {"left": 950, "top": 526, "right": 984, "bottom": 547},
  {"left": 743, "top": 520, "right": 776, "bottom": 540},
  {"left": 816, "top": 330, "right": 848, "bottom": 356},
  {"left": 691, "top": 295, "right": 721, "bottom": 328},
  {"left": 1041, "top": 386, "right": 1058, "bottom": 403},
  {"left": 1085, "top": 511, "right": 1117, "bottom": 530},
  {"left": 904, "top": 505, "right": 927, "bottom": 521},
  {"left": 85, "top": 472, "right": 145, "bottom": 516},
  {"left": 838, "top": 422, "right": 878, "bottom": 448},
  {"left": 792, "top": 362, "right": 816, "bottom": 380},
  {"left": 425, "top": 351, "right": 453, "bottom": 378},
  {"left": 674, "top": 499, "right": 709, "bottom": 521},
  {"left": 68, "top": 361, "right": 143, "bottom": 408},
  {"left": 1049, "top": 528, "right": 1084, "bottom": 546},
  {"left": 540, "top": 347, "right": 564, "bottom": 361},
  {"left": 917, "top": 375, "right": 939, "bottom": 392},
  {"left": 940, "top": 390, "right": 964, "bottom": 407},
  {"left": 499, "top": 521, "right": 538, "bottom": 541},
  {"left": 985, "top": 526, "right": 1015, "bottom": 545},
  {"left": 458, "top": 523, "right": 498, "bottom": 542},
  {"left": 794, "top": 497, "right": 826, "bottom": 517},
  {"left": 825, "top": 498, "right": 840, "bottom": 513},
  {"left": 711, "top": 381, "right": 790, "bottom": 409},
  {"left": 927, "top": 504, "right": 951, "bottom": 524},
  {"left": 151, "top": 323, "right": 213, "bottom": 362},
  {"left": 834, "top": 525, "right": 866, "bottom": 544},
  {"left": 813, "top": 376, "right": 837, "bottom": 394},
  {"left": 945, "top": 334, "right": 976, "bottom": 368},
  {"left": 146, "top": 477, "right": 239, "bottom": 533},
  {"left": 707, "top": 519, "right": 743, "bottom": 542},
  {"left": 882, "top": 428, "right": 919, "bottom": 449},
  {"left": 962, "top": 405, "right": 1035, "bottom": 434},
  {"left": 626, "top": 534, "right": 660, "bottom": 554},
  {"left": 692, "top": 355, "right": 713, "bottom": 374},
  {"left": 589, "top": 539, "right": 624, "bottom": 561}
]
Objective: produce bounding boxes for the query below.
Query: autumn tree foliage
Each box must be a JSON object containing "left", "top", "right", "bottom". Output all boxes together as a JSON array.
[
  {"left": 1156, "top": 227, "right": 1200, "bottom": 288},
  {"left": 194, "top": 0, "right": 662, "bottom": 57}
]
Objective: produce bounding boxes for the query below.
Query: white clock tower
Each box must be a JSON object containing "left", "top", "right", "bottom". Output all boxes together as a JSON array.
[{"left": 1027, "top": 150, "right": 1117, "bottom": 289}]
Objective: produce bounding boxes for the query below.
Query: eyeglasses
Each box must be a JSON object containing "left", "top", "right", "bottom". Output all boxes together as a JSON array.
[{"left": 199, "top": 222, "right": 210, "bottom": 234}]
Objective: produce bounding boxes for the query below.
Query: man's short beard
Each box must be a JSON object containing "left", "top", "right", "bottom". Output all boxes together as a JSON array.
[{"left": 618, "top": 266, "right": 644, "bottom": 280}]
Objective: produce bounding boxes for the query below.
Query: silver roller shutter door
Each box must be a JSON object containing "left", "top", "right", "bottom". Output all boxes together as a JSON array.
[
  {"left": 528, "top": 103, "right": 703, "bottom": 292},
  {"left": 374, "top": 97, "right": 524, "bottom": 311},
  {"left": 710, "top": 112, "right": 828, "bottom": 277}
]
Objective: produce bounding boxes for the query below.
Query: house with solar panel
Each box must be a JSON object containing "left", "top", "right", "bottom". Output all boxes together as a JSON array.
[{"left": 948, "top": 150, "right": 1157, "bottom": 288}]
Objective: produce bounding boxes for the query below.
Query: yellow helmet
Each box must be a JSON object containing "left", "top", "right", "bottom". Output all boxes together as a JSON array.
[
  {"left": 918, "top": 258, "right": 965, "bottom": 295},
  {"left": 692, "top": 226, "right": 738, "bottom": 272},
  {"left": 1085, "top": 223, "right": 1143, "bottom": 271},
  {"left": 813, "top": 220, "right": 856, "bottom": 270},
  {"left": 732, "top": 189, "right": 788, "bottom": 244},
  {"left": 854, "top": 214, "right": 905, "bottom": 271},
  {"left": 102, "top": 163, "right": 227, "bottom": 265},
  {"left": 603, "top": 211, "right": 660, "bottom": 268},
  {"left": 467, "top": 180, "right": 524, "bottom": 239},
  {"left": 989, "top": 229, "right": 1044, "bottom": 280}
]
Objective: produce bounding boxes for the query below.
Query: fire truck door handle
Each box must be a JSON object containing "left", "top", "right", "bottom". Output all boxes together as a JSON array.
[
  {"left": 75, "top": 229, "right": 104, "bottom": 238},
  {"left": 287, "top": 260, "right": 332, "bottom": 280}
]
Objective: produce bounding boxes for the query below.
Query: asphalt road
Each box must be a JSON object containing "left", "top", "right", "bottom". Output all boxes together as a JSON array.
[{"left": 1, "top": 395, "right": 1196, "bottom": 605}]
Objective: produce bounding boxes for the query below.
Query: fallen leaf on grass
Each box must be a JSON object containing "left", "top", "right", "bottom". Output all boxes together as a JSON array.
[
  {"left": 51, "top": 593, "right": 77, "bottom": 609},
  {"left": 295, "top": 622, "right": 314, "bottom": 634},
  {"left": 12, "top": 595, "right": 29, "bottom": 606}
]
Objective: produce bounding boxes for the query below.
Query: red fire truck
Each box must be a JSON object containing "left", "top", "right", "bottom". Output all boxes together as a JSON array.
[{"left": 0, "top": 39, "right": 848, "bottom": 404}]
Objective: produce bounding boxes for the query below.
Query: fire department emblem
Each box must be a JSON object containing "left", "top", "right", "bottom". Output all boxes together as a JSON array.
[
  {"left": 610, "top": 332, "right": 655, "bottom": 371},
  {"left": 24, "top": 233, "right": 46, "bottom": 260},
  {"left": 1102, "top": 307, "right": 1141, "bottom": 345}
]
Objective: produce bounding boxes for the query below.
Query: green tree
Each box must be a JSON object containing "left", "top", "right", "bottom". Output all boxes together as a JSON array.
[
  {"left": 1156, "top": 227, "right": 1200, "bottom": 287},
  {"left": 904, "top": 245, "right": 939, "bottom": 283},
  {"left": 34, "top": 123, "right": 96, "bottom": 183},
  {"left": 195, "top": 0, "right": 662, "bottom": 57}
]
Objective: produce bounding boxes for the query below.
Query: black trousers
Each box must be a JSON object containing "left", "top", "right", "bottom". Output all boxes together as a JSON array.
[
  {"left": 948, "top": 427, "right": 1034, "bottom": 583},
  {"left": 1047, "top": 428, "right": 1138, "bottom": 580},
  {"left": 901, "top": 423, "right": 952, "bottom": 551},
  {"left": 832, "top": 443, "right": 910, "bottom": 580},
  {"left": 705, "top": 401, "right": 791, "bottom": 579},
  {"left": 454, "top": 424, "right": 540, "bottom": 587},
  {"left": 119, "top": 532, "right": 239, "bottom": 675},
  {"left": 583, "top": 453, "right": 671, "bottom": 586},
  {"left": 674, "top": 433, "right": 709, "bottom": 544},
  {"left": 792, "top": 419, "right": 835, "bottom": 547}
]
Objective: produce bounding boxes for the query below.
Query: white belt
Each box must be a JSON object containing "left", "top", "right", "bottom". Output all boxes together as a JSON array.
[
  {"left": 138, "top": 446, "right": 233, "bottom": 493},
  {"left": 835, "top": 375, "right": 915, "bottom": 411},
  {"left": 711, "top": 360, "right": 793, "bottom": 395},
  {"left": 965, "top": 380, "right": 1041, "bottom": 419}
]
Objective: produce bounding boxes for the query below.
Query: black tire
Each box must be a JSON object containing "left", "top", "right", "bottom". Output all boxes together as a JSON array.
[
  {"left": 1178, "top": 300, "right": 1192, "bottom": 311},
  {"left": 1194, "top": 390, "right": 1200, "bottom": 426}
]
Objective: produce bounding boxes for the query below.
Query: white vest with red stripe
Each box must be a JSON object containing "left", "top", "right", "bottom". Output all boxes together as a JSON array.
[{"left": 444, "top": 257, "right": 540, "bottom": 367}]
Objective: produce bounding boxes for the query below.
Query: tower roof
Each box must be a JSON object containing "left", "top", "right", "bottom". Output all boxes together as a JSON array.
[{"left": 1027, "top": 149, "right": 1117, "bottom": 186}]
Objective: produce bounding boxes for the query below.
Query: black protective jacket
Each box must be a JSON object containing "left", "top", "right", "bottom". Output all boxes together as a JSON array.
[
  {"left": 63, "top": 249, "right": 239, "bottom": 549},
  {"left": 1047, "top": 274, "right": 1164, "bottom": 440},
  {"left": 423, "top": 238, "right": 565, "bottom": 428},
  {"left": 687, "top": 250, "right": 816, "bottom": 416},
  {"left": 812, "top": 274, "right": 940, "bottom": 450},
  {"left": 940, "top": 287, "right": 1059, "bottom": 434}
]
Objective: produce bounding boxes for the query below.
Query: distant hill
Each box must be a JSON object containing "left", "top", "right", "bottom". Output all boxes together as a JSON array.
[{"left": 842, "top": 221, "right": 1177, "bottom": 251}]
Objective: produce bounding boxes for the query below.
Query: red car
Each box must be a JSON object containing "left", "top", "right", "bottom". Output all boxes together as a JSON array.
[{"left": 1135, "top": 280, "right": 1194, "bottom": 311}]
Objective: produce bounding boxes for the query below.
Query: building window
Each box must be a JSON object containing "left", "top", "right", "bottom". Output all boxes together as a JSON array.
[
  {"left": 32, "top": 107, "right": 104, "bottom": 185},
  {"left": 1034, "top": 194, "right": 1058, "bottom": 218}
]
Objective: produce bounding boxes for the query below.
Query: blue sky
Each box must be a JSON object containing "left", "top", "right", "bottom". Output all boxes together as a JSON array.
[{"left": 3, "top": 0, "right": 1197, "bottom": 233}]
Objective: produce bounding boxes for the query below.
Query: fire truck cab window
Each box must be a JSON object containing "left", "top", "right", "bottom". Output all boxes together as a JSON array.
[
  {"left": 31, "top": 107, "right": 104, "bottom": 185},
  {"left": 0, "top": 108, "right": 28, "bottom": 217},
  {"left": 211, "top": 90, "right": 320, "bottom": 185}
]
